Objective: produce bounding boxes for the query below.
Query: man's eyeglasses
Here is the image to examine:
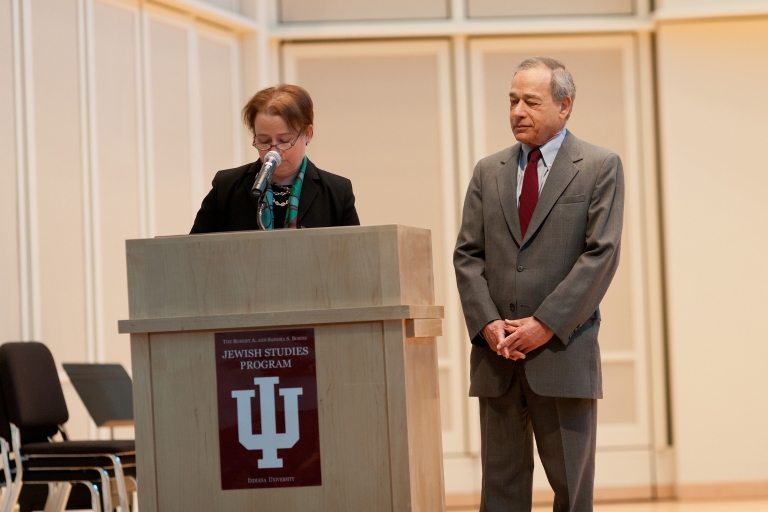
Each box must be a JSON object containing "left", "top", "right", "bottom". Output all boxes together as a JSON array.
[{"left": 252, "top": 132, "right": 301, "bottom": 151}]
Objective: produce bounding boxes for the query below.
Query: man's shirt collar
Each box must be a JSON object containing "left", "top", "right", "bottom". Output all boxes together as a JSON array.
[{"left": 520, "top": 128, "right": 567, "bottom": 168}]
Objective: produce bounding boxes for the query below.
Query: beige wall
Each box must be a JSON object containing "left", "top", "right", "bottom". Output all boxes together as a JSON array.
[
  {"left": 1, "top": 0, "right": 243, "bottom": 442},
  {"left": 282, "top": 40, "right": 470, "bottom": 455},
  {"left": 91, "top": 0, "right": 144, "bottom": 371},
  {"left": 463, "top": 34, "right": 662, "bottom": 495},
  {"left": 0, "top": 0, "right": 21, "bottom": 344},
  {"left": 657, "top": 16, "right": 768, "bottom": 487},
  {"left": 28, "top": 0, "right": 90, "bottom": 368},
  {"left": 2, "top": 0, "right": 768, "bottom": 501}
]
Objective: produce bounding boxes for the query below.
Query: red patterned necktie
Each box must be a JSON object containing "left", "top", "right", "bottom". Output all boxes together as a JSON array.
[{"left": 519, "top": 148, "right": 542, "bottom": 238}]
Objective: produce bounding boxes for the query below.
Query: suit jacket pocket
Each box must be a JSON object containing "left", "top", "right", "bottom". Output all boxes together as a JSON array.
[{"left": 556, "top": 194, "right": 586, "bottom": 204}]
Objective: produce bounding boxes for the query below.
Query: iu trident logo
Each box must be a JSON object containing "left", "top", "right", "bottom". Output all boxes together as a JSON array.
[{"left": 231, "top": 377, "right": 303, "bottom": 468}]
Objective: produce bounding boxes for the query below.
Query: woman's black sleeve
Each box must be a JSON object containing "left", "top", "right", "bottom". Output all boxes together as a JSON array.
[
  {"left": 339, "top": 181, "right": 360, "bottom": 226},
  {"left": 190, "top": 177, "right": 222, "bottom": 233}
]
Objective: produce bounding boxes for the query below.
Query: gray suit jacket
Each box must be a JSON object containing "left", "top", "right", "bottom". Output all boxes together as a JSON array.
[{"left": 454, "top": 131, "right": 624, "bottom": 399}]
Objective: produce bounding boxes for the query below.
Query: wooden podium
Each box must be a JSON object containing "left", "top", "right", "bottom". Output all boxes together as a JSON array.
[{"left": 118, "top": 225, "right": 445, "bottom": 512}]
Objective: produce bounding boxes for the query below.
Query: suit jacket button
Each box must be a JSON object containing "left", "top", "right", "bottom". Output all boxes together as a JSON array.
[
  {"left": 517, "top": 265, "right": 524, "bottom": 272},
  {"left": 509, "top": 303, "right": 516, "bottom": 312}
]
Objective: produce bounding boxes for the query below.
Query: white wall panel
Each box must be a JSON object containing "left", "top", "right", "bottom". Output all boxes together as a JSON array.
[
  {"left": 477, "top": 47, "right": 627, "bottom": 159},
  {"left": 468, "top": 0, "right": 633, "bottom": 18},
  {"left": 283, "top": 40, "right": 466, "bottom": 453},
  {"left": 199, "top": 32, "right": 240, "bottom": 191},
  {"left": 470, "top": 37, "right": 648, "bottom": 436},
  {"left": 26, "top": 0, "right": 88, "bottom": 364},
  {"left": 285, "top": 48, "right": 448, "bottom": 317},
  {"left": 91, "top": 0, "right": 142, "bottom": 370},
  {"left": 601, "top": 361, "right": 638, "bottom": 423},
  {"left": 469, "top": 36, "right": 654, "bottom": 494},
  {"left": 3, "top": 0, "right": 242, "bottom": 443},
  {"left": 657, "top": 17, "right": 768, "bottom": 486},
  {"left": 0, "top": 0, "right": 21, "bottom": 343},
  {"left": 145, "top": 13, "right": 193, "bottom": 236},
  {"left": 280, "top": 0, "right": 448, "bottom": 23}
]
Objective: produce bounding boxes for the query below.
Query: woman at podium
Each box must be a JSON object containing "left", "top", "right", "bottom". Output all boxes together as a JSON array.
[{"left": 191, "top": 85, "right": 360, "bottom": 232}]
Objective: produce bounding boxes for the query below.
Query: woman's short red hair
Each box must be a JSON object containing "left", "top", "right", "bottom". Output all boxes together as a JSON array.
[{"left": 242, "top": 84, "right": 314, "bottom": 135}]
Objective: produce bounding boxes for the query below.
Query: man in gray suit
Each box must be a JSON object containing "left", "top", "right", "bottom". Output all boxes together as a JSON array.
[{"left": 454, "top": 57, "right": 624, "bottom": 511}]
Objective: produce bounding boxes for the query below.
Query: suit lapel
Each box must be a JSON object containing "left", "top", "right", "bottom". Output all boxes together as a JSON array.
[
  {"left": 522, "top": 131, "right": 583, "bottom": 245},
  {"left": 297, "top": 159, "right": 319, "bottom": 225},
  {"left": 496, "top": 144, "right": 523, "bottom": 246}
]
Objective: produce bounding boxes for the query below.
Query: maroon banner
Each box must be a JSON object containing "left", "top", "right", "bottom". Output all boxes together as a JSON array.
[{"left": 215, "top": 328, "right": 321, "bottom": 490}]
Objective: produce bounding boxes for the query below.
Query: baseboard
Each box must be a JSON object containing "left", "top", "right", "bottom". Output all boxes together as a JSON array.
[
  {"left": 676, "top": 480, "right": 768, "bottom": 500},
  {"left": 532, "top": 488, "right": 554, "bottom": 504},
  {"left": 444, "top": 490, "right": 557, "bottom": 509},
  {"left": 445, "top": 493, "right": 480, "bottom": 509},
  {"left": 446, "top": 490, "right": 558, "bottom": 508},
  {"left": 447, "top": 485, "right": 677, "bottom": 509},
  {"left": 446, "top": 481, "right": 768, "bottom": 508}
]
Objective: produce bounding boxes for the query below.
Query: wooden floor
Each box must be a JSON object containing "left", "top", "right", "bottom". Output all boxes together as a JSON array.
[{"left": 449, "top": 499, "right": 768, "bottom": 511}]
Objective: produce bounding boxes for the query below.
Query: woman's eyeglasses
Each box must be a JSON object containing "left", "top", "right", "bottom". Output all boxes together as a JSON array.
[{"left": 252, "top": 132, "right": 301, "bottom": 151}]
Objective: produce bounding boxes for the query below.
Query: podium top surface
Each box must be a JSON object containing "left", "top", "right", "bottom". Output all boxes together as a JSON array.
[
  {"left": 127, "top": 224, "right": 428, "bottom": 247},
  {"left": 117, "top": 304, "right": 443, "bottom": 334},
  {"left": 123, "top": 225, "right": 437, "bottom": 328}
]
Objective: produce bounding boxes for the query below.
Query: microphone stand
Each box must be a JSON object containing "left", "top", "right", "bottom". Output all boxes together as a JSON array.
[{"left": 256, "top": 198, "right": 268, "bottom": 230}]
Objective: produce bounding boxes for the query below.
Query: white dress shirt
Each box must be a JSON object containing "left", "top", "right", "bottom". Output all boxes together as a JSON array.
[{"left": 516, "top": 128, "right": 568, "bottom": 207}]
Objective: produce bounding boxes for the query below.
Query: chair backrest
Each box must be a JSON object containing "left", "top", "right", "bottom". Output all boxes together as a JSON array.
[
  {"left": 0, "top": 373, "right": 13, "bottom": 444},
  {"left": 0, "top": 342, "right": 69, "bottom": 443}
]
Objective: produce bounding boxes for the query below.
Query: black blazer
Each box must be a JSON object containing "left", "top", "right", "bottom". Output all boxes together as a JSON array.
[{"left": 190, "top": 158, "right": 359, "bottom": 233}]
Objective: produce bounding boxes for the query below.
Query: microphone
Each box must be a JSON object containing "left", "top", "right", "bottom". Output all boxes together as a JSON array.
[{"left": 251, "top": 151, "right": 282, "bottom": 200}]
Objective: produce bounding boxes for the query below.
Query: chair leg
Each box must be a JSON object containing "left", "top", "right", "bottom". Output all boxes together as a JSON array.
[
  {"left": 43, "top": 482, "right": 72, "bottom": 512},
  {"left": 44, "top": 483, "right": 55, "bottom": 512},
  {"left": 57, "top": 483, "right": 73, "bottom": 512},
  {"left": 0, "top": 439, "right": 12, "bottom": 512},
  {"left": 43, "top": 483, "right": 60, "bottom": 512},
  {"left": 0, "top": 484, "right": 10, "bottom": 512},
  {"left": 108, "top": 456, "right": 129, "bottom": 512},
  {"left": 3, "top": 479, "right": 22, "bottom": 512},
  {"left": 128, "top": 477, "right": 138, "bottom": 512},
  {"left": 5, "top": 425, "right": 24, "bottom": 512},
  {"left": 96, "top": 469, "right": 112, "bottom": 512},
  {"left": 78, "top": 481, "right": 103, "bottom": 512},
  {"left": 42, "top": 483, "right": 55, "bottom": 512}
]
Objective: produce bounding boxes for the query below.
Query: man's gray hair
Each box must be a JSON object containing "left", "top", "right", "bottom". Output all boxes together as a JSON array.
[{"left": 514, "top": 56, "right": 576, "bottom": 118}]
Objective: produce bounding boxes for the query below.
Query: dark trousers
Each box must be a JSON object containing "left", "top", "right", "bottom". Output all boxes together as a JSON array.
[{"left": 478, "top": 363, "right": 597, "bottom": 512}]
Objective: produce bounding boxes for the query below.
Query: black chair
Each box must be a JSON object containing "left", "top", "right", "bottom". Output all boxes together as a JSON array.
[
  {"left": 0, "top": 342, "right": 137, "bottom": 511},
  {"left": 0, "top": 362, "right": 105, "bottom": 512}
]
